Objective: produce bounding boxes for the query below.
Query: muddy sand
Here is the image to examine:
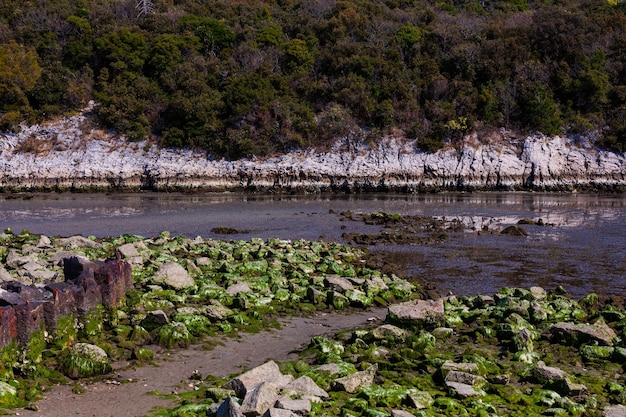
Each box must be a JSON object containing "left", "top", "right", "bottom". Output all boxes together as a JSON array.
[{"left": 14, "top": 307, "right": 387, "bottom": 417}]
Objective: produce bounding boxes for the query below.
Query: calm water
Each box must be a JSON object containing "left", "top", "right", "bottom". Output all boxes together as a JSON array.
[{"left": 0, "top": 192, "right": 624, "bottom": 299}]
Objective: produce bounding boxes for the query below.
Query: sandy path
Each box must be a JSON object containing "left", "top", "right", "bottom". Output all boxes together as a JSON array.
[{"left": 14, "top": 308, "right": 387, "bottom": 417}]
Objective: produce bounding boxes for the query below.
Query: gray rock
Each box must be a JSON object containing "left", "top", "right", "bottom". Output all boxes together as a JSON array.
[
  {"left": 533, "top": 361, "right": 587, "bottom": 396},
  {"left": 533, "top": 361, "right": 568, "bottom": 383},
  {"left": 406, "top": 390, "right": 434, "bottom": 409},
  {"left": 56, "top": 235, "right": 103, "bottom": 249},
  {"left": 314, "top": 363, "right": 341, "bottom": 375},
  {"left": 216, "top": 397, "right": 245, "bottom": 417},
  {"left": 529, "top": 286, "right": 548, "bottom": 300},
  {"left": 196, "top": 256, "right": 212, "bottom": 266},
  {"left": 5, "top": 250, "right": 35, "bottom": 269},
  {"left": 274, "top": 398, "right": 311, "bottom": 415},
  {"left": 444, "top": 370, "right": 486, "bottom": 387},
  {"left": 441, "top": 361, "right": 479, "bottom": 374},
  {"left": 364, "top": 275, "right": 388, "bottom": 292},
  {"left": 240, "top": 382, "right": 279, "bottom": 417},
  {"left": 263, "top": 409, "right": 297, "bottom": 417},
  {"left": 391, "top": 410, "right": 417, "bottom": 417},
  {"left": 432, "top": 327, "right": 454, "bottom": 339},
  {"left": 604, "top": 405, "right": 626, "bottom": 417},
  {"left": 36, "top": 235, "right": 53, "bottom": 249},
  {"left": 0, "top": 266, "right": 13, "bottom": 282},
  {"left": 141, "top": 309, "right": 170, "bottom": 330},
  {"left": 283, "top": 376, "right": 329, "bottom": 399},
  {"left": 446, "top": 381, "right": 483, "bottom": 398},
  {"left": 203, "top": 302, "right": 235, "bottom": 321},
  {"left": 50, "top": 251, "right": 89, "bottom": 266},
  {"left": 331, "top": 364, "right": 377, "bottom": 393},
  {"left": 551, "top": 321, "right": 617, "bottom": 346},
  {"left": 226, "top": 282, "right": 252, "bottom": 296},
  {"left": 387, "top": 298, "right": 445, "bottom": 328},
  {"left": 152, "top": 262, "right": 194, "bottom": 289},
  {"left": 370, "top": 324, "right": 408, "bottom": 341},
  {"left": 25, "top": 268, "right": 57, "bottom": 282},
  {"left": 323, "top": 275, "right": 355, "bottom": 293},
  {"left": 223, "top": 361, "right": 285, "bottom": 398},
  {"left": 117, "top": 243, "right": 140, "bottom": 258}
]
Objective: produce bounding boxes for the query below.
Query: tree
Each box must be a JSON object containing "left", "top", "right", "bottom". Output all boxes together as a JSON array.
[{"left": 0, "top": 41, "right": 42, "bottom": 129}]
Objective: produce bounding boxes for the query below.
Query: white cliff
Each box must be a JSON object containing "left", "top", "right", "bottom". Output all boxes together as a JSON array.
[{"left": 0, "top": 106, "right": 624, "bottom": 192}]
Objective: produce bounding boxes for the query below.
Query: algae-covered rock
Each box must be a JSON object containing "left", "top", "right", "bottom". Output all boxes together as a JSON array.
[
  {"left": 0, "top": 381, "right": 19, "bottom": 408},
  {"left": 581, "top": 345, "right": 615, "bottom": 362},
  {"left": 331, "top": 364, "right": 378, "bottom": 393},
  {"left": 205, "top": 387, "right": 236, "bottom": 402},
  {"left": 370, "top": 324, "right": 408, "bottom": 342},
  {"left": 551, "top": 321, "right": 617, "bottom": 346},
  {"left": 59, "top": 343, "right": 112, "bottom": 379},
  {"left": 156, "top": 322, "right": 192, "bottom": 348},
  {"left": 132, "top": 347, "right": 154, "bottom": 362}
]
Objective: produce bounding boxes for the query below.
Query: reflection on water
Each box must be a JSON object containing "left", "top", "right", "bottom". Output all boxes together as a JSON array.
[{"left": 0, "top": 192, "right": 624, "bottom": 298}]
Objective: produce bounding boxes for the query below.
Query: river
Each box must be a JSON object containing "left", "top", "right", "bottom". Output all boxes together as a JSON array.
[{"left": 1, "top": 192, "right": 624, "bottom": 299}]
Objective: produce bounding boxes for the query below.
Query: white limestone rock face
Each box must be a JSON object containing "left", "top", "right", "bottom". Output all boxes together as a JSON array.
[{"left": 1, "top": 106, "right": 624, "bottom": 191}]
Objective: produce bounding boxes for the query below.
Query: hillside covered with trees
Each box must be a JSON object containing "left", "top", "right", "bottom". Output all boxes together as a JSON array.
[{"left": 1, "top": 0, "right": 626, "bottom": 159}]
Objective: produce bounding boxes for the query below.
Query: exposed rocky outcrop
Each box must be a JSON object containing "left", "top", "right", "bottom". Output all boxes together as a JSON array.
[
  {"left": 0, "top": 106, "right": 624, "bottom": 192},
  {"left": 0, "top": 255, "right": 132, "bottom": 348}
]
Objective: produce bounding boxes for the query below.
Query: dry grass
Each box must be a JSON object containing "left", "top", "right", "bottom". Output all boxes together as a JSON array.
[{"left": 14, "top": 135, "right": 54, "bottom": 155}]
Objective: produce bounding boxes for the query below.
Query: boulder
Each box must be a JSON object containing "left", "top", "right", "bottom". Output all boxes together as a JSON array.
[
  {"left": 441, "top": 361, "right": 479, "bottom": 374},
  {"left": 203, "top": 302, "right": 235, "bottom": 321},
  {"left": 550, "top": 321, "right": 617, "bottom": 346},
  {"left": 223, "top": 361, "right": 286, "bottom": 398},
  {"left": 226, "top": 282, "right": 252, "bottom": 296},
  {"left": 282, "top": 376, "right": 329, "bottom": 399},
  {"left": 117, "top": 243, "right": 140, "bottom": 258},
  {"left": 370, "top": 324, "right": 408, "bottom": 342},
  {"left": 533, "top": 361, "right": 588, "bottom": 396},
  {"left": 387, "top": 298, "right": 445, "bottom": 328},
  {"left": 216, "top": 396, "right": 245, "bottom": 417},
  {"left": 323, "top": 276, "right": 355, "bottom": 293},
  {"left": 533, "top": 362, "right": 568, "bottom": 384},
  {"left": 56, "top": 235, "right": 103, "bottom": 249},
  {"left": 60, "top": 343, "right": 112, "bottom": 379},
  {"left": 406, "top": 390, "right": 434, "bottom": 409},
  {"left": 444, "top": 370, "right": 486, "bottom": 388},
  {"left": 262, "top": 409, "right": 297, "bottom": 417},
  {"left": 240, "top": 381, "right": 279, "bottom": 417},
  {"left": 274, "top": 398, "right": 311, "bottom": 415},
  {"left": 141, "top": 310, "right": 170, "bottom": 331},
  {"left": 604, "top": 405, "right": 626, "bottom": 417},
  {"left": 331, "top": 364, "right": 377, "bottom": 393},
  {"left": 0, "top": 267, "right": 13, "bottom": 282},
  {"left": 152, "top": 262, "right": 194, "bottom": 290},
  {"left": 445, "top": 381, "right": 483, "bottom": 398}
]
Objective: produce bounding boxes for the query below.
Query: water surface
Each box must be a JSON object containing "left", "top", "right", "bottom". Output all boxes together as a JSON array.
[{"left": 1, "top": 192, "right": 624, "bottom": 298}]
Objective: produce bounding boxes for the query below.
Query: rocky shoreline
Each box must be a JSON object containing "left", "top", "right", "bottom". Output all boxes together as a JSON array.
[
  {"left": 2, "top": 227, "right": 626, "bottom": 416},
  {"left": 1, "top": 105, "right": 625, "bottom": 193}
]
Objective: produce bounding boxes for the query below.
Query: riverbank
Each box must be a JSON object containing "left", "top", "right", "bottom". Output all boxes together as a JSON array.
[
  {"left": 0, "top": 106, "right": 625, "bottom": 193},
  {"left": 3, "top": 229, "right": 626, "bottom": 417}
]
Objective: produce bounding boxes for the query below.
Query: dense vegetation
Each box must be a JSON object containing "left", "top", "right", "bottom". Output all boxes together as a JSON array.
[{"left": 1, "top": 0, "right": 626, "bottom": 158}]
